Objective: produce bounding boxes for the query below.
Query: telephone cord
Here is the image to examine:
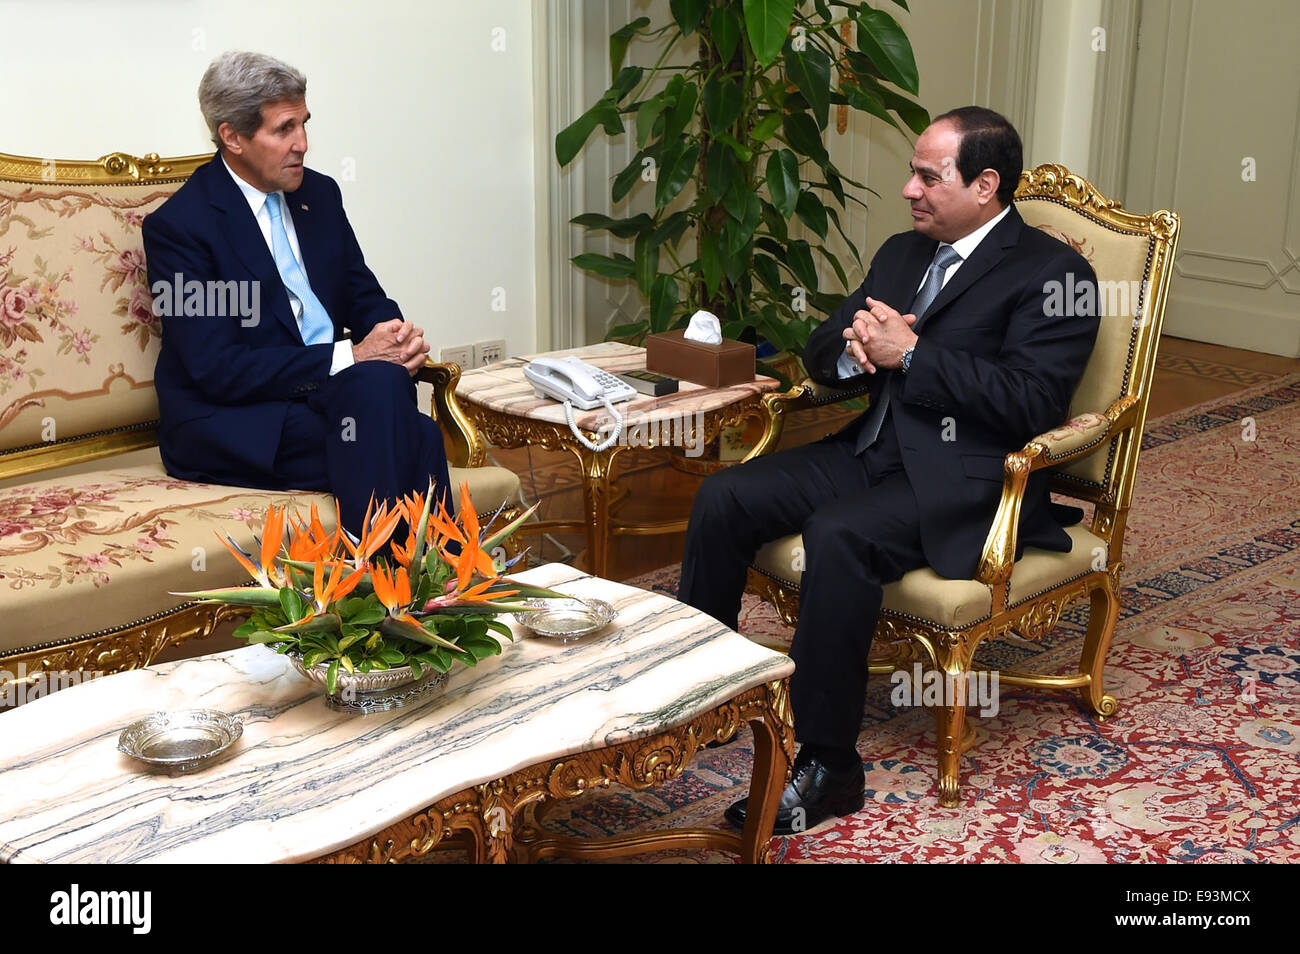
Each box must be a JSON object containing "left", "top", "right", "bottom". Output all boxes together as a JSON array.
[{"left": 564, "top": 397, "right": 623, "bottom": 452}]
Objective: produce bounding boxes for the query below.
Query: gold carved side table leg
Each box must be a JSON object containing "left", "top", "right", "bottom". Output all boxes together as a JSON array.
[{"left": 565, "top": 442, "right": 627, "bottom": 579}]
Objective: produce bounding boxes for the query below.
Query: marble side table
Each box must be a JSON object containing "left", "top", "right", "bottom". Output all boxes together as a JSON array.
[
  {"left": 0, "top": 564, "right": 795, "bottom": 864},
  {"left": 453, "top": 342, "right": 785, "bottom": 577}
]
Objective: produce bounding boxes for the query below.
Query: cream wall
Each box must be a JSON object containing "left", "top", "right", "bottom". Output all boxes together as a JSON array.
[{"left": 3, "top": 0, "right": 541, "bottom": 358}]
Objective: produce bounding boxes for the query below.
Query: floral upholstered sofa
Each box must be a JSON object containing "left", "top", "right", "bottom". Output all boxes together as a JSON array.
[{"left": 0, "top": 149, "right": 520, "bottom": 699}]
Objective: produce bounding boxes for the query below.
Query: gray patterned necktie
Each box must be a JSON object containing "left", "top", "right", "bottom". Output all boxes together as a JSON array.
[{"left": 854, "top": 243, "right": 963, "bottom": 454}]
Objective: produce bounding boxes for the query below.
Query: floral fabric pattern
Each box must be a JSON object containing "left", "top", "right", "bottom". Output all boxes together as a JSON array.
[
  {"left": 0, "top": 181, "right": 180, "bottom": 449},
  {"left": 0, "top": 461, "right": 335, "bottom": 650}
]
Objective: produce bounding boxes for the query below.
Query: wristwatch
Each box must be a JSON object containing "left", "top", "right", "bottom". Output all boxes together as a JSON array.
[{"left": 900, "top": 346, "right": 915, "bottom": 373}]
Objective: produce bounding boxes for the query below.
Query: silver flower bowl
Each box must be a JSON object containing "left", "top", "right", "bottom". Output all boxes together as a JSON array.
[{"left": 287, "top": 652, "right": 449, "bottom": 715}]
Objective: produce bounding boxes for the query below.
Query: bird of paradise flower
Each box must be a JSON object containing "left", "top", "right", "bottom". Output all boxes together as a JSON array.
[{"left": 174, "top": 482, "right": 566, "bottom": 694}]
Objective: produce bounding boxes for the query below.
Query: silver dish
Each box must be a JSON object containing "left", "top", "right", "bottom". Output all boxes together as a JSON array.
[
  {"left": 287, "top": 652, "right": 449, "bottom": 715},
  {"left": 118, "top": 709, "right": 243, "bottom": 774},
  {"left": 515, "top": 597, "right": 617, "bottom": 641}
]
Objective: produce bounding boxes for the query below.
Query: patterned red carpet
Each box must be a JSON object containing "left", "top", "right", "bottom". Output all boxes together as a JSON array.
[{"left": 539, "top": 372, "right": 1300, "bottom": 863}]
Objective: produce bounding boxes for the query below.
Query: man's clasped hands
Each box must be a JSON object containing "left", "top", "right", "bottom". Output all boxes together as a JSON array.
[
  {"left": 352, "top": 318, "right": 431, "bottom": 375},
  {"left": 842, "top": 297, "right": 922, "bottom": 374}
]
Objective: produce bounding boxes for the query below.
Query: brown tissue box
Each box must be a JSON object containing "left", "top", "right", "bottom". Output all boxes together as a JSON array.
[{"left": 645, "top": 330, "right": 756, "bottom": 388}]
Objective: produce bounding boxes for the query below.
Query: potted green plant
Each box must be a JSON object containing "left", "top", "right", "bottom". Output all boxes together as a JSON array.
[{"left": 556, "top": 0, "right": 928, "bottom": 377}]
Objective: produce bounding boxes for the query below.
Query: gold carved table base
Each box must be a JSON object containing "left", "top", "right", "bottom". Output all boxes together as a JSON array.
[
  {"left": 314, "top": 680, "right": 794, "bottom": 864},
  {"left": 462, "top": 391, "right": 781, "bottom": 579}
]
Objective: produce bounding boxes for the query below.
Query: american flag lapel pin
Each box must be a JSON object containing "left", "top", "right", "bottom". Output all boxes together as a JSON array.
[{"left": 300, "top": 203, "right": 309, "bottom": 211}]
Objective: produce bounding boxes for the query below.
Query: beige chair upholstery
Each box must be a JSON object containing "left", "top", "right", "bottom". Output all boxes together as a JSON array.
[
  {"left": 0, "top": 150, "right": 522, "bottom": 691},
  {"left": 747, "top": 164, "right": 1181, "bottom": 806}
]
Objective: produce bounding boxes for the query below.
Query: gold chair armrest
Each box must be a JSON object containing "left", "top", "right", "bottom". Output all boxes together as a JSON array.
[
  {"left": 975, "top": 394, "right": 1139, "bottom": 588},
  {"left": 415, "top": 361, "right": 487, "bottom": 468},
  {"left": 738, "top": 377, "right": 873, "bottom": 463},
  {"left": 804, "top": 376, "right": 873, "bottom": 407}
]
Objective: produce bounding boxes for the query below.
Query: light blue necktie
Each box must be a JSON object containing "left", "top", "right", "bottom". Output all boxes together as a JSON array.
[
  {"left": 855, "top": 243, "right": 963, "bottom": 454},
  {"left": 265, "top": 193, "right": 334, "bottom": 346}
]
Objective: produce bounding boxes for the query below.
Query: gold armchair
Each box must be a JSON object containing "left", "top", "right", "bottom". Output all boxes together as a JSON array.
[{"left": 746, "top": 164, "right": 1181, "bottom": 806}]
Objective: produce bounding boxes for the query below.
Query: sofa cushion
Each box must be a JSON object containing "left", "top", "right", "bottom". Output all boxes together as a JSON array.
[
  {"left": 0, "top": 178, "right": 183, "bottom": 453},
  {"left": 0, "top": 454, "right": 522, "bottom": 653}
]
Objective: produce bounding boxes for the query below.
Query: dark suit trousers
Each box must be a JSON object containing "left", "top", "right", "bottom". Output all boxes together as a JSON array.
[
  {"left": 272, "top": 361, "right": 451, "bottom": 533},
  {"left": 678, "top": 436, "right": 928, "bottom": 750}
]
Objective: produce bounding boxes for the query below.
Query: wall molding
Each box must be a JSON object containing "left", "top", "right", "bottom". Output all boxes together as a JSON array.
[
  {"left": 1088, "top": 0, "right": 1141, "bottom": 201},
  {"left": 541, "top": 0, "right": 586, "bottom": 351}
]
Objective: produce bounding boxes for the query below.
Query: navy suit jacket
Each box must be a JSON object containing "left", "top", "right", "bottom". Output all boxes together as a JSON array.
[
  {"left": 143, "top": 158, "right": 400, "bottom": 484},
  {"left": 803, "top": 206, "right": 1099, "bottom": 580}
]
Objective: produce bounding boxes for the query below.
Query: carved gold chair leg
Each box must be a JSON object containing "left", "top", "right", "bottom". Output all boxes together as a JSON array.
[
  {"left": 933, "top": 688, "right": 969, "bottom": 809},
  {"left": 1077, "top": 581, "right": 1121, "bottom": 721}
]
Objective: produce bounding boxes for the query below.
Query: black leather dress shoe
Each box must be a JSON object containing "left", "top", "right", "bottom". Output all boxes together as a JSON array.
[{"left": 725, "top": 754, "right": 865, "bottom": 836}]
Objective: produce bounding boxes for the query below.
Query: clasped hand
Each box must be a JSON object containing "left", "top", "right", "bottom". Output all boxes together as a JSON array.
[
  {"left": 353, "top": 319, "right": 430, "bottom": 376},
  {"left": 842, "top": 297, "right": 919, "bottom": 374}
]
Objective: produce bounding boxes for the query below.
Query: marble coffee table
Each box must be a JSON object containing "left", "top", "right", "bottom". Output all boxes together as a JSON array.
[{"left": 0, "top": 564, "right": 795, "bottom": 864}]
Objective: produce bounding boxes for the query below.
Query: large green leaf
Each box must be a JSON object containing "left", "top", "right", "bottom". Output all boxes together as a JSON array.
[
  {"left": 751, "top": 112, "right": 782, "bottom": 142},
  {"left": 766, "top": 149, "right": 800, "bottom": 219},
  {"left": 825, "top": 204, "right": 862, "bottom": 262},
  {"left": 753, "top": 253, "right": 782, "bottom": 293},
  {"left": 664, "top": 81, "right": 699, "bottom": 141},
  {"left": 782, "top": 112, "right": 829, "bottom": 167},
  {"left": 869, "top": 81, "right": 931, "bottom": 134},
  {"left": 649, "top": 274, "right": 679, "bottom": 333},
  {"left": 655, "top": 140, "right": 700, "bottom": 208},
  {"left": 855, "top": 6, "right": 920, "bottom": 95},
  {"left": 670, "top": 0, "right": 706, "bottom": 35},
  {"left": 572, "top": 252, "right": 635, "bottom": 279},
  {"left": 842, "top": 82, "right": 902, "bottom": 135},
  {"left": 761, "top": 198, "right": 789, "bottom": 242},
  {"left": 634, "top": 232, "right": 660, "bottom": 296},
  {"left": 612, "top": 149, "right": 648, "bottom": 202},
  {"left": 787, "top": 238, "right": 819, "bottom": 292},
  {"left": 279, "top": 586, "right": 306, "bottom": 622},
  {"left": 722, "top": 176, "right": 748, "bottom": 222},
  {"left": 814, "top": 242, "right": 850, "bottom": 291},
  {"left": 610, "top": 16, "right": 651, "bottom": 74},
  {"left": 636, "top": 97, "right": 668, "bottom": 147},
  {"left": 570, "top": 212, "right": 655, "bottom": 238},
  {"left": 795, "top": 189, "right": 829, "bottom": 239},
  {"left": 710, "top": 6, "right": 743, "bottom": 63},
  {"left": 784, "top": 47, "right": 832, "bottom": 130},
  {"left": 724, "top": 193, "right": 762, "bottom": 259},
  {"left": 610, "top": 66, "right": 644, "bottom": 102},
  {"left": 743, "top": 0, "right": 797, "bottom": 68},
  {"left": 702, "top": 75, "right": 743, "bottom": 131},
  {"left": 555, "top": 101, "right": 622, "bottom": 166},
  {"left": 713, "top": 132, "right": 753, "bottom": 163},
  {"left": 650, "top": 211, "right": 691, "bottom": 247},
  {"left": 706, "top": 140, "right": 740, "bottom": 201}
]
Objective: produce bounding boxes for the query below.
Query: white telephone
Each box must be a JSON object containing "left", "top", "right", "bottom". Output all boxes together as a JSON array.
[{"left": 523, "top": 356, "right": 636, "bottom": 452}]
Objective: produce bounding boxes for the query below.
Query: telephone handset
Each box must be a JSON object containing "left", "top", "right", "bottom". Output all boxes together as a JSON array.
[{"left": 523, "top": 356, "right": 636, "bottom": 452}]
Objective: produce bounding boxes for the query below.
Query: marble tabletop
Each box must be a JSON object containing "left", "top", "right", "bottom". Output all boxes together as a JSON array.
[
  {"left": 455, "top": 341, "right": 779, "bottom": 432},
  {"left": 0, "top": 564, "right": 794, "bottom": 864}
]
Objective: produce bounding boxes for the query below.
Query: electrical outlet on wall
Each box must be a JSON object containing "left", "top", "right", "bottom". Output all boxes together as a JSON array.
[
  {"left": 439, "top": 345, "right": 473, "bottom": 369},
  {"left": 474, "top": 339, "right": 507, "bottom": 366}
]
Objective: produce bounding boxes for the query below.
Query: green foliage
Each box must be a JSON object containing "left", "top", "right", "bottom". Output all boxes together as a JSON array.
[
  {"left": 233, "top": 585, "right": 510, "bottom": 679},
  {"left": 557, "top": 0, "right": 927, "bottom": 366}
]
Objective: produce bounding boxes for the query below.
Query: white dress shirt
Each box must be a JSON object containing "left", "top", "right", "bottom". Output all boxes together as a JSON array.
[
  {"left": 837, "top": 204, "right": 1011, "bottom": 379},
  {"left": 222, "top": 157, "right": 354, "bottom": 375}
]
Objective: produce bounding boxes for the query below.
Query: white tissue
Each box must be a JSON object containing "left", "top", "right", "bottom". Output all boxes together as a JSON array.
[{"left": 683, "top": 310, "right": 723, "bottom": 344}]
